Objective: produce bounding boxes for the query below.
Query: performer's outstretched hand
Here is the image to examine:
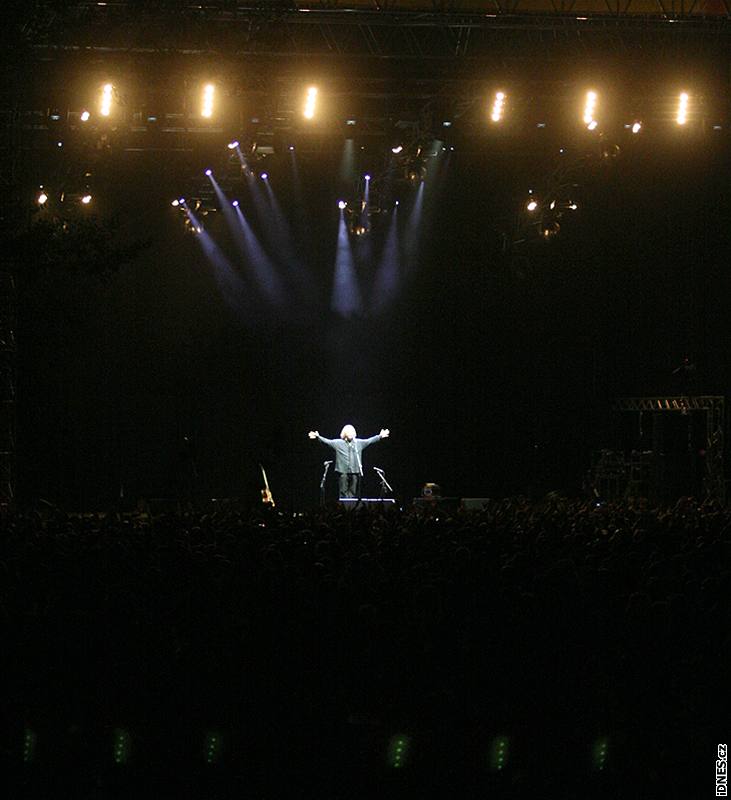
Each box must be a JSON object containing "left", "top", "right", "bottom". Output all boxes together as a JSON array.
[
  {"left": 380, "top": 429, "right": 390, "bottom": 438},
  {"left": 308, "top": 431, "right": 319, "bottom": 439}
]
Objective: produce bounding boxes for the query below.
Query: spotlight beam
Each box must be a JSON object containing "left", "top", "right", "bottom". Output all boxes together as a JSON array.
[
  {"left": 332, "top": 210, "right": 362, "bottom": 317},
  {"left": 234, "top": 205, "right": 284, "bottom": 304},
  {"left": 372, "top": 204, "right": 400, "bottom": 313},
  {"left": 184, "top": 207, "right": 251, "bottom": 317}
]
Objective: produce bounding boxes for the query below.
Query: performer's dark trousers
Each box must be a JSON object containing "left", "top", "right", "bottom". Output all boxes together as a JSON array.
[{"left": 339, "top": 472, "right": 361, "bottom": 499}]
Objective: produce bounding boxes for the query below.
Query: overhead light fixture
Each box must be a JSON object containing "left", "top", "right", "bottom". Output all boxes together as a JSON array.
[
  {"left": 100, "top": 83, "right": 113, "bottom": 117},
  {"left": 583, "top": 90, "right": 598, "bottom": 129},
  {"left": 491, "top": 91, "right": 506, "bottom": 123},
  {"left": 676, "top": 92, "right": 689, "bottom": 125},
  {"left": 303, "top": 86, "right": 318, "bottom": 119},
  {"left": 201, "top": 83, "right": 215, "bottom": 118}
]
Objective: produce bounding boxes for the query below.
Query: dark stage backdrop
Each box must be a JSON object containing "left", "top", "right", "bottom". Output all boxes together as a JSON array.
[{"left": 16, "top": 139, "right": 731, "bottom": 508}]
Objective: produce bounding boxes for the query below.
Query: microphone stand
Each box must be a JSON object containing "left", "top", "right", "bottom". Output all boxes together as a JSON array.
[
  {"left": 320, "top": 461, "right": 332, "bottom": 507},
  {"left": 373, "top": 467, "right": 393, "bottom": 502}
]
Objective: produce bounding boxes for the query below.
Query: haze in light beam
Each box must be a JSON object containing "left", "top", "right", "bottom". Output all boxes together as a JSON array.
[
  {"left": 332, "top": 212, "right": 363, "bottom": 317},
  {"left": 262, "top": 179, "right": 316, "bottom": 306},
  {"left": 233, "top": 206, "right": 284, "bottom": 305},
  {"left": 185, "top": 208, "right": 250, "bottom": 317},
  {"left": 372, "top": 206, "right": 400, "bottom": 313},
  {"left": 403, "top": 181, "right": 424, "bottom": 275}
]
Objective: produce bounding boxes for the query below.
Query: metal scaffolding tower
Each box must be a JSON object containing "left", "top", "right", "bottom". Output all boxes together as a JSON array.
[
  {"left": 615, "top": 396, "right": 726, "bottom": 502},
  {"left": 0, "top": 107, "right": 20, "bottom": 505}
]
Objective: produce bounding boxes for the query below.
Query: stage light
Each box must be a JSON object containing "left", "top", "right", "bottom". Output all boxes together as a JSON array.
[
  {"left": 632, "top": 121, "right": 642, "bottom": 134},
  {"left": 526, "top": 199, "right": 538, "bottom": 212},
  {"left": 395, "top": 200, "right": 399, "bottom": 206},
  {"left": 491, "top": 91, "right": 506, "bottom": 122},
  {"left": 57, "top": 141, "right": 63, "bottom": 147},
  {"left": 391, "top": 145, "right": 403, "bottom": 154},
  {"left": 338, "top": 200, "right": 347, "bottom": 210},
  {"left": 568, "top": 201, "right": 578, "bottom": 210},
  {"left": 171, "top": 199, "right": 180, "bottom": 207},
  {"left": 100, "top": 83, "right": 113, "bottom": 116},
  {"left": 592, "top": 737, "right": 609, "bottom": 771},
  {"left": 346, "top": 119, "right": 356, "bottom": 126},
  {"left": 261, "top": 172, "right": 268, "bottom": 180},
  {"left": 49, "top": 111, "right": 61, "bottom": 121},
  {"left": 23, "top": 729, "right": 37, "bottom": 764},
  {"left": 80, "top": 110, "right": 90, "bottom": 122},
  {"left": 490, "top": 736, "right": 510, "bottom": 771},
  {"left": 113, "top": 729, "right": 131, "bottom": 765},
  {"left": 288, "top": 145, "right": 295, "bottom": 151},
  {"left": 232, "top": 200, "right": 239, "bottom": 207},
  {"left": 542, "top": 220, "right": 560, "bottom": 237},
  {"left": 583, "top": 90, "right": 598, "bottom": 129},
  {"left": 81, "top": 194, "right": 92, "bottom": 204},
  {"left": 179, "top": 198, "right": 186, "bottom": 205},
  {"left": 205, "top": 169, "right": 212, "bottom": 177},
  {"left": 676, "top": 92, "right": 689, "bottom": 125},
  {"left": 303, "top": 86, "right": 318, "bottom": 120},
  {"left": 37, "top": 190, "right": 48, "bottom": 206},
  {"left": 364, "top": 174, "right": 371, "bottom": 181},
  {"left": 204, "top": 732, "right": 223, "bottom": 765},
  {"left": 388, "top": 735, "right": 411, "bottom": 769},
  {"left": 227, "top": 140, "right": 239, "bottom": 149},
  {"left": 201, "top": 83, "right": 215, "bottom": 118}
]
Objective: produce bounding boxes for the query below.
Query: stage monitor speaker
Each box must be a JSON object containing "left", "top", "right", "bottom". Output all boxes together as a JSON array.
[
  {"left": 460, "top": 498, "right": 491, "bottom": 511},
  {"left": 339, "top": 498, "right": 397, "bottom": 511},
  {"left": 412, "top": 496, "right": 461, "bottom": 512}
]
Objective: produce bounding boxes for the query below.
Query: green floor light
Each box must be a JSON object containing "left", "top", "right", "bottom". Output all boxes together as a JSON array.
[
  {"left": 387, "top": 734, "right": 411, "bottom": 769},
  {"left": 489, "top": 735, "right": 510, "bottom": 771},
  {"left": 23, "top": 729, "right": 37, "bottom": 764},
  {"left": 204, "top": 731, "right": 223, "bottom": 765},
  {"left": 113, "top": 728, "right": 131, "bottom": 765},
  {"left": 592, "top": 736, "right": 609, "bottom": 771}
]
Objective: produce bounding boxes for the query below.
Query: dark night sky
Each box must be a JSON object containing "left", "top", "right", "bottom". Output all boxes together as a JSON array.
[{"left": 13, "top": 88, "right": 731, "bottom": 508}]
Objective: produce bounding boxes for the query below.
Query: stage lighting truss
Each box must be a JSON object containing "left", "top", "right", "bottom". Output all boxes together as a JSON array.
[
  {"left": 405, "top": 157, "right": 426, "bottom": 184},
  {"left": 188, "top": 197, "right": 217, "bottom": 215},
  {"left": 599, "top": 136, "right": 621, "bottom": 160},
  {"left": 183, "top": 216, "right": 204, "bottom": 235}
]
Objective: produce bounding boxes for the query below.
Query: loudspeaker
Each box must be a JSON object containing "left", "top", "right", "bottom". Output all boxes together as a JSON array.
[{"left": 460, "top": 498, "right": 491, "bottom": 511}]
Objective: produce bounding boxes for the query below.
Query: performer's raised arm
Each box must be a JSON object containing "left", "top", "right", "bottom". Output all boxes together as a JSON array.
[
  {"left": 308, "top": 430, "right": 339, "bottom": 446},
  {"left": 359, "top": 428, "right": 390, "bottom": 448}
]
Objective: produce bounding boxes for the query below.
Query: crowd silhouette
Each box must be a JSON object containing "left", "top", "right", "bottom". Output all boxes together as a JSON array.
[{"left": 2, "top": 496, "right": 727, "bottom": 796}]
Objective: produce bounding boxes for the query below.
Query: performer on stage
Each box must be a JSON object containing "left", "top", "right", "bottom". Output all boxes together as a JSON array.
[{"left": 308, "top": 425, "right": 390, "bottom": 498}]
